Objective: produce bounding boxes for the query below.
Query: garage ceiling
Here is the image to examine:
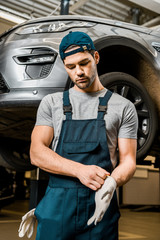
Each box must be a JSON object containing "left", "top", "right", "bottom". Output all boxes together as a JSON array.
[{"left": 0, "top": 0, "right": 160, "bottom": 28}]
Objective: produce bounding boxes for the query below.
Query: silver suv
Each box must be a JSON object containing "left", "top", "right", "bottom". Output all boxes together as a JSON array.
[{"left": 0, "top": 15, "right": 159, "bottom": 171}]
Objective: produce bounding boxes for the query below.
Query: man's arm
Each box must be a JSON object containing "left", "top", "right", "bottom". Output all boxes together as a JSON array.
[
  {"left": 111, "top": 138, "right": 137, "bottom": 187},
  {"left": 30, "top": 125, "right": 109, "bottom": 191}
]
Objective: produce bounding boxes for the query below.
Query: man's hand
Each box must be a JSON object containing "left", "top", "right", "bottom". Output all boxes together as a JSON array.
[
  {"left": 77, "top": 164, "right": 110, "bottom": 191},
  {"left": 87, "top": 176, "right": 117, "bottom": 225}
]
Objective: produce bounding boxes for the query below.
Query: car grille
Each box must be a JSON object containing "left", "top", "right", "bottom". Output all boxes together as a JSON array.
[
  {"left": 0, "top": 73, "right": 9, "bottom": 93},
  {"left": 40, "top": 64, "right": 53, "bottom": 77}
]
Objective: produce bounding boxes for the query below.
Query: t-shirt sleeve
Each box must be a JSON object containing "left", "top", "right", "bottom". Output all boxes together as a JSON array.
[
  {"left": 118, "top": 101, "right": 138, "bottom": 139},
  {"left": 35, "top": 95, "right": 53, "bottom": 128}
]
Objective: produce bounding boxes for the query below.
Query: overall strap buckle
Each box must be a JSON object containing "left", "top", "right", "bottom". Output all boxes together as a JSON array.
[
  {"left": 63, "top": 90, "right": 72, "bottom": 119},
  {"left": 98, "top": 105, "right": 107, "bottom": 113},
  {"left": 98, "top": 90, "right": 112, "bottom": 119},
  {"left": 63, "top": 105, "right": 72, "bottom": 114}
]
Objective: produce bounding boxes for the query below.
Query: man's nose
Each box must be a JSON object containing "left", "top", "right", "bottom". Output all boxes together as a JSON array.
[{"left": 76, "top": 65, "right": 84, "bottom": 76}]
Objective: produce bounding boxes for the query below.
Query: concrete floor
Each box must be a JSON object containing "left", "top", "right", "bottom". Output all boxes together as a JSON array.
[{"left": 0, "top": 200, "right": 160, "bottom": 240}]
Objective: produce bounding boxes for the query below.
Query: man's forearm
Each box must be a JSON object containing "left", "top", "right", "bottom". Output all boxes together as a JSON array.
[
  {"left": 111, "top": 159, "right": 136, "bottom": 187},
  {"left": 30, "top": 144, "right": 81, "bottom": 177},
  {"left": 113, "top": 138, "right": 137, "bottom": 187}
]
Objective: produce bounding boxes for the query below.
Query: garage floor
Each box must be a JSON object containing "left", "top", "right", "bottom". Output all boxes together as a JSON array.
[{"left": 0, "top": 200, "right": 160, "bottom": 240}]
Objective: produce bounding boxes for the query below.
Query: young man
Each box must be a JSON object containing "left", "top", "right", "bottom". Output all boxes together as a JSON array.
[{"left": 21, "top": 31, "right": 138, "bottom": 240}]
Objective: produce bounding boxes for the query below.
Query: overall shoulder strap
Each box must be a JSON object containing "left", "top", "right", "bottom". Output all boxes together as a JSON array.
[
  {"left": 63, "top": 90, "right": 72, "bottom": 120},
  {"left": 97, "top": 90, "right": 113, "bottom": 119}
]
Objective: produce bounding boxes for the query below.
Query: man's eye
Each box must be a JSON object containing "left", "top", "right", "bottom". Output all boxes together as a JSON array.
[
  {"left": 80, "top": 61, "right": 89, "bottom": 66},
  {"left": 67, "top": 65, "right": 75, "bottom": 69}
]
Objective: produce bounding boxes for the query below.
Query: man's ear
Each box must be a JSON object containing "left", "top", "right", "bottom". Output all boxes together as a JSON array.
[{"left": 94, "top": 51, "right": 100, "bottom": 64}]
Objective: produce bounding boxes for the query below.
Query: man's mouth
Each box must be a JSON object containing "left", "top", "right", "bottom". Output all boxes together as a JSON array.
[{"left": 76, "top": 78, "right": 88, "bottom": 82}]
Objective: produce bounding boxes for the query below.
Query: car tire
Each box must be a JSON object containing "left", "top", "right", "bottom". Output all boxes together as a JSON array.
[{"left": 100, "top": 72, "right": 158, "bottom": 161}]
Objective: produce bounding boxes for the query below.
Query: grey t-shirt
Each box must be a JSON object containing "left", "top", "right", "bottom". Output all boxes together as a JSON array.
[{"left": 36, "top": 88, "right": 138, "bottom": 168}]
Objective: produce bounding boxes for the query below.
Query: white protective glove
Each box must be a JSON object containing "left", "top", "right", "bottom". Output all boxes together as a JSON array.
[
  {"left": 87, "top": 176, "right": 117, "bottom": 226},
  {"left": 18, "top": 208, "right": 36, "bottom": 238}
]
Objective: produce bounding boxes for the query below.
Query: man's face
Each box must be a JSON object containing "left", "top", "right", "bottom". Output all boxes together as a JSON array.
[{"left": 63, "top": 48, "right": 99, "bottom": 91}]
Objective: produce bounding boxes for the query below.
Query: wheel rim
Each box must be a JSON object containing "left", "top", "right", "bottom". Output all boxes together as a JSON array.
[{"left": 107, "top": 83, "right": 150, "bottom": 153}]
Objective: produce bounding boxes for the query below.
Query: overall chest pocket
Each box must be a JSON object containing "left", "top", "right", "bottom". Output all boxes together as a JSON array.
[{"left": 63, "top": 142, "right": 101, "bottom": 165}]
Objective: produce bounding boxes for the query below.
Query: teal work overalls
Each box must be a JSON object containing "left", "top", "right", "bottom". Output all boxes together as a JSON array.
[{"left": 35, "top": 90, "right": 120, "bottom": 240}]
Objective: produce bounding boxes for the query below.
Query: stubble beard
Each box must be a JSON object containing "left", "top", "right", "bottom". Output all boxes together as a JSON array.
[
  {"left": 75, "top": 78, "right": 90, "bottom": 89},
  {"left": 74, "top": 70, "right": 97, "bottom": 90}
]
